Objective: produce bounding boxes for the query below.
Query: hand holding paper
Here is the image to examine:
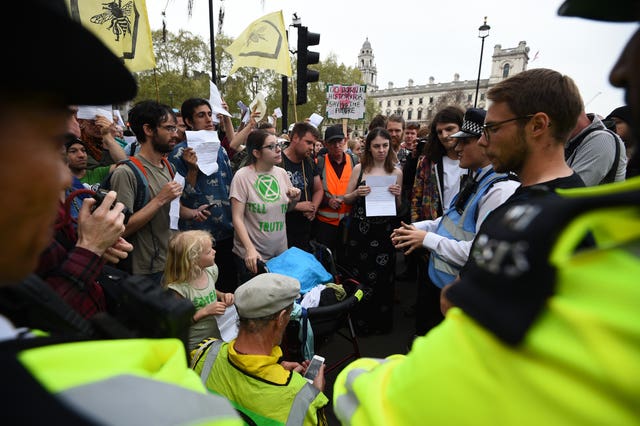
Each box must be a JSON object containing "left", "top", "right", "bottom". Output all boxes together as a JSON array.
[
  {"left": 209, "top": 81, "right": 232, "bottom": 118},
  {"left": 186, "top": 130, "right": 221, "bottom": 176},
  {"left": 365, "top": 175, "right": 397, "bottom": 216}
]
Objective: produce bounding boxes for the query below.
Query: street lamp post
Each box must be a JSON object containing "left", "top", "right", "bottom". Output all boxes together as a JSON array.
[{"left": 474, "top": 17, "right": 490, "bottom": 108}]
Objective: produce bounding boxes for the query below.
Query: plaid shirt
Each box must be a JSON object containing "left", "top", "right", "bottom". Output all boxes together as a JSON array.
[{"left": 35, "top": 203, "right": 106, "bottom": 319}]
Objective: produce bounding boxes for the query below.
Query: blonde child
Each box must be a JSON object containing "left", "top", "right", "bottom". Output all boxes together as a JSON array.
[{"left": 164, "top": 230, "right": 234, "bottom": 351}]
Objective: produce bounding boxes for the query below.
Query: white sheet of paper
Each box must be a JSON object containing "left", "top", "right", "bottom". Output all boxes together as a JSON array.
[
  {"left": 77, "top": 105, "right": 112, "bottom": 120},
  {"left": 186, "top": 130, "right": 220, "bottom": 176},
  {"left": 365, "top": 175, "right": 397, "bottom": 217},
  {"left": 237, "top": 100, "right": 250, "bottom": 124},
  {"left": 308, "top": 112, "right": 323, "bottom": 128},
  {"left": 209, "top": 81, "right": 232, "bottom": 118},
  {"left": 169, "top": 173, "right": 185, "bottom": 230},
  {"left": 113, "top": 109, "right": 125, "bottom": 127},
  {"left": 249, "top": 93, "right": 266, "bottom": 122},
  {"left": 216, "top": 304, "right": 239, "bottom": 342},
  {"left": 274, "top": 107, "right": 283, "bottom": 118}
]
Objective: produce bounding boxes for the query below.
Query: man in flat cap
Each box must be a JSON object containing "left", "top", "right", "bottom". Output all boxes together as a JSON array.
[{"left": 191, "top": 273, "right": 329, "bottom": 425}]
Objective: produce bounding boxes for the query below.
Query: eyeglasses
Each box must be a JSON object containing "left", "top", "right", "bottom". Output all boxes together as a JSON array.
[
  {"left": 261, "top": 142, "right": 283, "bottom": 151},
  {"left": 159, "top": 125, "right": 179, "bottom": 133},
  {"left": 482, "top": 115, "right": 533, "bottom": 141}
]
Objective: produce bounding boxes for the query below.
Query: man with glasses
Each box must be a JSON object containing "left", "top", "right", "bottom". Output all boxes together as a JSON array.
[
  {"left": 333, "top": 7, "right": 640, "bottom": 424},
  {"left": 110, "top": 100, "right": 182, "bottom": 285},
  {"left": 478, "top": 68, "right": 585, "bottom": 198},
  {"left": 392, "top": 107, "right": 519, "bottom": 287}
]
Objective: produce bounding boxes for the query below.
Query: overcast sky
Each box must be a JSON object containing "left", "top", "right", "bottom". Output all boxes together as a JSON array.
[{"left": 148, "top": 0, "right": 637, "bottom": 117}]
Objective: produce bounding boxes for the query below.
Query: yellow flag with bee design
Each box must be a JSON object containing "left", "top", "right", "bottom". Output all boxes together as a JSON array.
[
  {"left": 225, "top": 11, "right": 292, "bottom": 77},
  {"left": 65, "top": 0, "right": 156, "bottom": 72}
]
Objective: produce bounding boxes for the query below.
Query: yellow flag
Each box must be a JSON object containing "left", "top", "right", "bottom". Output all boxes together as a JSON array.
[
  {"left": 225, "top": 11, "right": 292, "bottom": 77},
  {"left": 66, "top": 0, "right": 156, "bottom": 72}
]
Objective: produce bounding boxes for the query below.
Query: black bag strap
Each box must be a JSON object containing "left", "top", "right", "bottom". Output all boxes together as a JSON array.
[
  {"left": 600, "top": 132, "right": 620, "bottom": 184},
  {"left": 565, "top": 127, "right": 620, "bottom": 184},
  {"left": 0, "top": 274, "right": 96, "bottom": 337}
]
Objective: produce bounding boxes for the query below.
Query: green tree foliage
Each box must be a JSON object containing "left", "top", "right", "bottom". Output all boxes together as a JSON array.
[
  {"left": 135, "top": 30, "right": 211, "bottom": 109},
  {"left": 132, "top": 31, "right": 372, "bottom": 133}
]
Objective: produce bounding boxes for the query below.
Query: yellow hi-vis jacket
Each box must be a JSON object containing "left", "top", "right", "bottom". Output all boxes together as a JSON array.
[
  {"left": 316, "top": 154, "right": 355, "bottom": 226},
  {"left": 333, "top": 176, "right": 640, "bottom": 425},
  {"left": 17, "top": 338, "right": 242, "bottom": 425},
  {"left": 192, "top": 339, "right": 328, "bottom": 426}
]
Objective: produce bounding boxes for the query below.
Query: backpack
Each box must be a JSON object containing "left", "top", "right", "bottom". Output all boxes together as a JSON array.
[
  {"left": 565, "top": 126, "right": 621, "bottom": 184},
  {"left": 95, "top": 156, "right": 175, "bottom": 273},
  {"left": 97, "top": 156, "right": 175, "bottom": 214}
]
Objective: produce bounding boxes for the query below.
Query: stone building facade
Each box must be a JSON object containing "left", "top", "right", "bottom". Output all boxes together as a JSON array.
[{"left": 358, "top": 40, "right": 530, "bottom": 127}]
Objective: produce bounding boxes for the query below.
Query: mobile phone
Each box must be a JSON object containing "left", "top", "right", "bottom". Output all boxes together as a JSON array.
[{"left": 303, "top": 355, "right": 325, "bottom": 383}]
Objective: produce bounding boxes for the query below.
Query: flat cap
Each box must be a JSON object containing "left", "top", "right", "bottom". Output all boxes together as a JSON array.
[{"left": 234, "top": 273, "right": 300, "bottom": 319}]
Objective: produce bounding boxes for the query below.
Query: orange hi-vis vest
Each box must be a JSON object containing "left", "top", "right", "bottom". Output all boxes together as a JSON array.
[{"left": 317, "top": 153, "right": 354, "bottom": 226}]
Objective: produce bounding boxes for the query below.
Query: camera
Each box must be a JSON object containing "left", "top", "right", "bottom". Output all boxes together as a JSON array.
[{"left": 91, "top": 188, "right": 133, "bottom": 224}]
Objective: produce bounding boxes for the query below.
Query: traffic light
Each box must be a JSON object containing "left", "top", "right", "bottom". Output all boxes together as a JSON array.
[{"left": 296, "top": 25, "right": 320, "bottom": 105}]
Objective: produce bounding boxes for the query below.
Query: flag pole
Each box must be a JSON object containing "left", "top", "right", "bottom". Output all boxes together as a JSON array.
[
  {"left": 209, "top": 0, "right": 216, "bottom": 84},
  {"left": 291, "top": 76, "right": 298, "bottom": 123}
]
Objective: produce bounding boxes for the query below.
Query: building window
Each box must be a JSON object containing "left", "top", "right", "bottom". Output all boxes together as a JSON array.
[
  {"left": 480, "top": 93, "right": 485, "bottom": 100},
  {"left": 409, "top": 98, "right": 413, "bottom": 105},
  {"left": 397, "top": 99, "right": 402, "bottom": 106},
  {"left": 429, "top": 97, "right": 434, "bottom": 104},
  {"left": 427, "top": 109, "right": 433, "bottom": 120},
  {"left": 467, "top": 94, "right": 472, "bottom": 102},
  {"left": 419, "top": 97, "right": 423, "bottom": 105},
  {"left": 417, "top": 109, "right": 422, "bottom": 120},
  {"left": 503, "top": 63, "right": 510, "bottom": 78},
  {"left": 407, "top": 110, "right": 412, "bottom": 120},
  {"left": 387, "top": 100, "right": 391, "bottom": 107}
]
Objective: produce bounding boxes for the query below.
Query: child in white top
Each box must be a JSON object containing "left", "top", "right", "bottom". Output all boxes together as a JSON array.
[{"left": 164, "top": 230, "right": 234, "bottom": 351}]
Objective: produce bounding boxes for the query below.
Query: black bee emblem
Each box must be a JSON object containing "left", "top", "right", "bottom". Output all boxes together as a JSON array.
[{"left": 90, "top": 0, "right": 133, "bottom": 42}]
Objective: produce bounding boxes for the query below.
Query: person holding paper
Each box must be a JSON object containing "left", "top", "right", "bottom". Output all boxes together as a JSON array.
[
  {"left": 230, "top": 130, "right": 301, "bottom": 284},
  {"left": 169, "top": 97, "right": 239, "bottom": 293},
  {"left": 109, "top": 100, "right": 182, "bottom": 285},
  {"left": 342, "top": 127, "right": 402, "bottom": 336},
  {"left": 78, "top": 108, "right": 127, "bottom": 170},
  {"left": 163, "top": 230, "right": 235, "bottom": 352}
]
